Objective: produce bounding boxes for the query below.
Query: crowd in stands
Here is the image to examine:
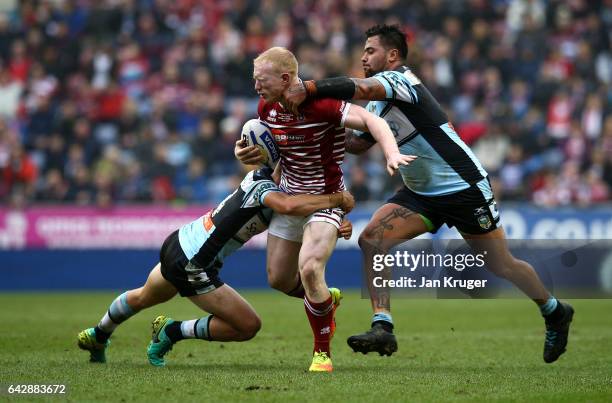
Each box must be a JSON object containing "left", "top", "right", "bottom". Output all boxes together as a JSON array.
[{"left": 0, "top": 0, "right": 610, "bottom": 209}]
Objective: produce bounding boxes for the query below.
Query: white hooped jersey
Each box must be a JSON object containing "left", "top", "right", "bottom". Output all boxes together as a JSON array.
[{"left": 258, "top": 98, "right": 349, "bottom": 195}]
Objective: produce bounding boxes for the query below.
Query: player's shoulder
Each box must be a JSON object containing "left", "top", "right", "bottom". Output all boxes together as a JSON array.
[
  {"left": 241, "top": 168, "right": 279, "bottom": 205},
  {"left": 375, "top": 67, "right": 421, "bottom": 86},
  {"left": 240, "top": 168, "right": 276, "bottom": 191},
  {"left": 301, "top": 97, "right": 345, "bottom": 116}
]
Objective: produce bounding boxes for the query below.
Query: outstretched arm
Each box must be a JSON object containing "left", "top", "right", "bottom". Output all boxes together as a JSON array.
[
  {"left": 343, "top": 104, "right": 416, "bottom": 175},
  {"left": 284, "top": 77, "right": 387, "bottom": 113},
  {"left": 304, "top": 77, "right": 387, "bottom": 101},
  {"left": 263, "top": 190, "right": 355, "bottom": 216}
]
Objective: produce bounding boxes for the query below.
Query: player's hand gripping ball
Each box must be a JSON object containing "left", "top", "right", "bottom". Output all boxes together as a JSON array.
[{"left": 241, "top": 119, "right": 281, "bottom": 169}]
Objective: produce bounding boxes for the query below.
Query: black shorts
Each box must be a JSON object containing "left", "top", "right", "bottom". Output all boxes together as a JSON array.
[
  {"left": 387, "top": 178, "right": 500, "bottom": 235},
  {"left": 159, "top": 230, "right": 225, "bottom": 297}
]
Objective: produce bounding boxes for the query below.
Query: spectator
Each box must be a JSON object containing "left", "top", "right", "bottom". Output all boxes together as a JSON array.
[{"left": 0, "top": 1, "right": 607, "bottom": 207}]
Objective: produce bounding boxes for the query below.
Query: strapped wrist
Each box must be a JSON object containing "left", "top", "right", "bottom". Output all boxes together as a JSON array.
[{"left": 314, "top": 77, "right": 356, "bottom": 100}]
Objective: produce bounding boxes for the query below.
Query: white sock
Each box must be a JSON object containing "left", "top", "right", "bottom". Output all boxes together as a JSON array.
[{"left": 180, "top": 319, "right": 198, "bottom": 339}]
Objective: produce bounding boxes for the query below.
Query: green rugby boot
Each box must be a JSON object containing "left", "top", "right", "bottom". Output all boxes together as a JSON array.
[
  {"left": 147, "top": 315, "right": 175, "bottom": 367},
  {"left": 77, "top": 328, "right": 110, "bottom": 363}
]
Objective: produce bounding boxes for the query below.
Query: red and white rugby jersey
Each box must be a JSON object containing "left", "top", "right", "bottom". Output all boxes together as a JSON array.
[{"left": 257, "top": 98, "right": 350, "bottom": 195}]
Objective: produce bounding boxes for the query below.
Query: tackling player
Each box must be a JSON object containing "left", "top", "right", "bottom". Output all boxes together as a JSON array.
[
  {"left": 236, "top": 47, "right": 415, "bottom": 372},
  {"left": 283, "top": 24, "right": 574, "bottom": 364},
  {"left": 77, "top": 166, "right": 354, "bottom": 367}
]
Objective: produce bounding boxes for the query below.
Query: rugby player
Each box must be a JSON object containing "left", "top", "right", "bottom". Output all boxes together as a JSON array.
[
  {"left": 77, "top": 166, "right": 354, "bottom": 367},
  {"left": 236, "top": 47, "right": 415, "bottom": 372},
  {"left": 283, "top": 24, "right": 574, "bottom": 364}
]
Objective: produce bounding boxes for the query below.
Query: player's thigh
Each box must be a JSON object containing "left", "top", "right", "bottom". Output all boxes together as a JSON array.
[
  {"left": 299, "top": 221, "right": 338, "bottom": 269},
  {"left": 138, "top": 263, "right": 178, "bottom": 306},
  {"left": 266, "top": 233, "right": 301, "bottom": 280},
  {"left": 188, "top": 284, "right": 259, "bottom": 327},
  {"left": 360, "top": 203, "right": 428, "bottom": 251}
]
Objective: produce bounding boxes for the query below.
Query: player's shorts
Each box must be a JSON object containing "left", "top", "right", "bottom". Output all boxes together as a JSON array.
[
  {"left": 388, "top": 177, "right": 500, "bottom": 235},
  {"left": 159, "top": 230, "right": 225, "bottom": 297},
  {"left": 268, "top": 207, "right": 345, "bottom": 242}
]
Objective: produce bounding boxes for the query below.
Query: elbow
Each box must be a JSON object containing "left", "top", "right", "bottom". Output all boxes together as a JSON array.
[
  {"left": 274, "top": 202, "right": 293, "bottom": 215},
  {"left": 355, "top": 82, "right": 375, "bottom": 100},
  {"left": 281, "top": 202, "right": 300, "bottom": 215}
]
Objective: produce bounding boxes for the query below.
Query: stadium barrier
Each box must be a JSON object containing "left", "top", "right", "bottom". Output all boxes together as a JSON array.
[{"left": 1, "top": 205, "right": 611, "bottom": 293}]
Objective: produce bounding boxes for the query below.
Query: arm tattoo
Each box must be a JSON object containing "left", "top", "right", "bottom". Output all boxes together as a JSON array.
[{"left": 363, "top": 207, "right": 416, "bottom": 310}]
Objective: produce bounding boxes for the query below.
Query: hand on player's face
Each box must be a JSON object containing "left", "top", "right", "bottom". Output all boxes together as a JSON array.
[
  {"left": 234, "top": 139, "right": 265, "bottom": 165},
  {"left": 340, "top": 190, "right": 355, "bottom": 214},
  {"left": 283, "top": 78, "right": 307, "bottom": 115},
  {"left": 254, "top": 62, "right": 285, "bottom": 103},
  {"left": 337, "top": 218, "right": 353, "bottom": 240},
  {"left": 385, "top": 153, "right": 417, "bottom": 175}
]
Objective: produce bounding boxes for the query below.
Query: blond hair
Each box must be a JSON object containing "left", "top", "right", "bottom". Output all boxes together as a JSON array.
[{"left": 254, "top": 47, "right": 298, "bottom": 78}]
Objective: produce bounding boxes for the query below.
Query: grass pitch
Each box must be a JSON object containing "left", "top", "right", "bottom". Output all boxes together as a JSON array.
[{"left": 0, "top": 292, "right": 610, "bottom": 402}]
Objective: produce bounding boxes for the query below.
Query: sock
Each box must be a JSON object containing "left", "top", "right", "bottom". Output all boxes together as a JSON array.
[
  {"left": 304, "top": 295, "right": 334, "bottom": 356},
  {"left": 372, "top": 312, "right": 394, "bottom": 333},
  {"left": 164, "top": 316, "right": 214, "bottom": 343},
  {"left": 94, "top": 326, "right": 111, "bottom": 343},
  {"left": 96, "top": 292, "right": 138, "bottom": 342},
  {"left": 286, "top": 276, "right": 305, "bottom": 299},
  {"left": 540, "top": 297, "right": 565, "bottom": 321},
  {"left": 164, "top": 321, "right": 184, "bottom": 343}
]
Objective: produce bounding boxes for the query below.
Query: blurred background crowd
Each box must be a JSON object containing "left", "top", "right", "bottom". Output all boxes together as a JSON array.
[{"left": 0, "top": 0, "right": 610, "bottom": 209}]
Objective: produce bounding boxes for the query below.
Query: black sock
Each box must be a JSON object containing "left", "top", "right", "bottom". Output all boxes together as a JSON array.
[
  {"left": 545, "top": 302, "right": 566, "bottom": 323},
  {"left": 94, "top": 326, "right": 111, "bottom": 343},
  {"left": 164, "top": 321, "right": 185, "bottom": 343},
  {"left": 372, "top": 320, "right": 394, "bottom": 333}
]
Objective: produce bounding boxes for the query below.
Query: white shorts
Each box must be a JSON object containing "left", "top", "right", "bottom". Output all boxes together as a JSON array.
[{"left": 268, "top": 208, "right": 345, "bottom": 242}]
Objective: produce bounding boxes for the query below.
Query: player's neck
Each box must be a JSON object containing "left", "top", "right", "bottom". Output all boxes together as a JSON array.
[{"left": 387, "top": 61, "right": 405, "bottom": 71}]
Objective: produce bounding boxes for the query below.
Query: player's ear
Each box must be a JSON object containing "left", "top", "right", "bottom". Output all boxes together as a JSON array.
[
  {"left": 281, "top": 72, "right": 291, "bottom": 84},
  {"left": 388, "top": 48, "right": 399, "bottom": 63}
]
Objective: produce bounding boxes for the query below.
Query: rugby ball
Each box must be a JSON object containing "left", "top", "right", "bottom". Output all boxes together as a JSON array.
[{"left": 241, "top": 119, "right": 281, "bottom": 169}]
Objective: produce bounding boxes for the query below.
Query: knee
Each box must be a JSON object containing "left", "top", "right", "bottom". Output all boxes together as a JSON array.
[
  {"left": 126, "top": 289, "right": 147, "bottom": 311},
  {"left": 267, "top": 268, "right": 292, "bottom": 293},
  {"left": 358, "top": 229, "right": 372, "bottom": 250},
  {"left": 236, "top": 314, "right": 261, "bottom": 341},
  {"left": 358, "top": 229, "right": 386, "bottom": 254},
  {"left": 299, "top": 257, "right": 324, "bottom": 285}
]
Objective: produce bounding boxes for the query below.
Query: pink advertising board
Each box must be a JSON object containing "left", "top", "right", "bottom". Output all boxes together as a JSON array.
[{"left": 0, "top": 206, "right": 266, "bottom": 249}]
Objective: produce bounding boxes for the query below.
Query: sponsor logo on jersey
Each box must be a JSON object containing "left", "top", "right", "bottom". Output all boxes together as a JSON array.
[
  {"left": 272, "top": 130, "right": 306, "bottom": 145},
  {"left": 277, "top": 112, "right": 295, "bottom": 122}
]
